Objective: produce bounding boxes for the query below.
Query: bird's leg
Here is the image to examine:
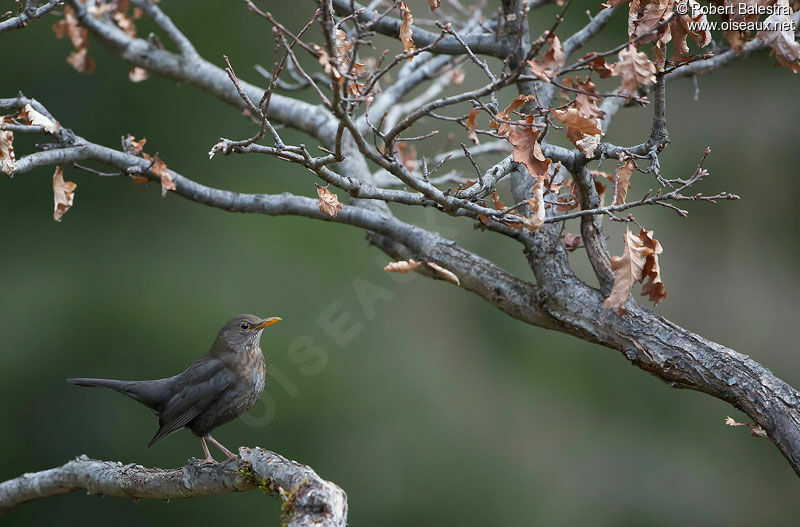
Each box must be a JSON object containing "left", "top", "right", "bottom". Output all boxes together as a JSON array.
[
  {"left": 195, "top": 436, "right": 218, "bottom": 465},
  {"left": 206, "top": 434, "right": 238, "bottom": 462}
]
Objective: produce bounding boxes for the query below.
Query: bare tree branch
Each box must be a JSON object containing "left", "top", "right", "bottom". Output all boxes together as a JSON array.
[
  {"left": 0, "top": 447, "right": 347, "bottom": 527},
  {"left": 0, "top": 0, "right": 61, "bottom": 35}
]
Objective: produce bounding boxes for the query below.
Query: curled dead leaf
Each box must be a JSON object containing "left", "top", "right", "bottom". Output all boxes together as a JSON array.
[
  {"left": 426, "top": 261, "right": 460, "bottom": 285},
  {"left": 611, "top": 45, "right": 656, "bottom": 97},
  {"left": 725, "top": 416, "right": 768, "bottom": 438},
  {"left": 129, "top": 66, "right": 149, "bottom": 82},
  {"left": 316, "top": 184, "right": 343, "bottom": 217},
  {"left": 509, "top": 125, "right": 551, "bottom": 182},
  {"left": 603, "top": 227, "right": 651, "bottom": 315},
  {"left": 143, "top": 152, "right": 175, "bottom": 197},
  {"left": 53, "top": 7, "right": 96, "bottom": 74},
  {"left": 384, "top": 260, "right": 421, "bottom": 273},
  {"left": 124, "top": 135, "right": 147, "bottom": 155},
  {"left": 491, "top": 190, "right": 506, "bottom": 210},
  {"left": 399, "top": 2, "right": 415, "bottom": 57},
  {"left": 604, "top": 227, "right": 667, "bottom": 314},
  {"left": 613, "top": 159, "right": 634, "bottom": 206},
  {"left": 526, "top": 34, "right": 564, "bottom": 81},
  {"left": 581, "top": 52, "right": 614, "bottom": 78},
  {"left": 757, "top": 4, "right": 800, "bottom": 73},
  {"left": 0, "top": 127, "right": 16, "bottom": 175},
  {"left": 18, "top": 104, "right": 59, "bottom": 133},
  {"left": 638, "top": 229, "right": 667, "bottom": 305},
  {"left": 53, "top": 166, "right": 77, "bottom": 222},
  {"left": 465, "top": 108, "right": 480, "bottom": 146},
  {"left": 522, "top": 179, "right": 546, "bottom": 231}
]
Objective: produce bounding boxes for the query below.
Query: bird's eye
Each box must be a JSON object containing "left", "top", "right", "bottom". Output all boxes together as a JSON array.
[{"left": 240, "top": 322, "right": 250, "bottom": 330}]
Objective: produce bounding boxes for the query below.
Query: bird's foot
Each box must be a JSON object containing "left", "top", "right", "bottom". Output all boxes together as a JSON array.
[{"left": 194, "top": 454, "right": 218, "bottom": 466}]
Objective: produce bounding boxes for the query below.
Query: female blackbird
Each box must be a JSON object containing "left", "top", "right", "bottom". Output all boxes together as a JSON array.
[{"left": 68, "top": 314, "right": 281, "bottom": 464}]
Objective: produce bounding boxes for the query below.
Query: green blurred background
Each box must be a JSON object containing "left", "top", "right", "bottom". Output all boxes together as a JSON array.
[{"left": 2, "top": 0, "right": 799, "bottom": 525}]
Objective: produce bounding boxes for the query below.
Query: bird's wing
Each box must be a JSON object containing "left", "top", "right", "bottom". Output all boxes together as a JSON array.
[{"left": 147, "top": 358, "right": 234, "bottom": 447}]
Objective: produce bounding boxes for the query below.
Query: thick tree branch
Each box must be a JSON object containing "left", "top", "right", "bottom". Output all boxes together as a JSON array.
[{"left": 0, "top": 447, "right": 348, "bottom": 527}]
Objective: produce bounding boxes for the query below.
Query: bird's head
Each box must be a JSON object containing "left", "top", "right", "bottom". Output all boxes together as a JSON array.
[{"left": 214, "top": 314, "right": 282, "bottom": 353}]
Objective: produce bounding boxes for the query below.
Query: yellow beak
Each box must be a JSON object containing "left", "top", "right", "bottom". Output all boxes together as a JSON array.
[{"left": 254, "top": 317, "right": 282, "bottom": 330}]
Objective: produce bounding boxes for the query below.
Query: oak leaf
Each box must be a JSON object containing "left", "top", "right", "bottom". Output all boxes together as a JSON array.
[
  {"left": 611, "top": 45, "right": 656, "bottom": 97},
  {"left": 0, "top": 122, "right": 16, "bottom": 175},
  {"left": 142, "top": 152, "right": 176, "bottom": 197},
  {"left": 526, "top": 34, "right": 564, "bottom": 81},
  {"left": 613, "top": 159, "right": 634, "bottom": 205},
  {"left": 603, "top": 227, "right": 651, "bottom": 314},
  {"left": 123, "top": 135, "right": 147, "bottom": 155},
  {"left": 53, "top": 7, "right": 96, "bottom": 74},
  {"left": 399, "top": 2, "right": 415, "bottom": 56},
  {"left": 509, "top": 126, "right": 551, "bottom": 182},
  {"left": 638, "top": 229, "right": 667, "bottom": 305},
  {"left": 553, "top": 99, "right": 603, "bottom": 158},
  {"left": 490, "top": 94, "right": 537, "bottom": 136},
  {"left": 757, "top": 4, "right": 800, "bottom": 73},
  {"left": 465, "top": 108, "right": 480, "bottom": 145},
  {"left": 428, "top": 0, "right": 440, "bottom": 10},
  {"left": 18, "top": 104, "right": 59, "bottom": 133},
  {"left": 550, "top": 107, "right": 601, "bottom": 135},
  {"left": 384, "top": 260, "right": 421, "bottom": 273},
  {"left": 316, "top": 184, "right": 343, "bottom": 217},
  {"left": 53, "top": 166, "right": 77, "bottom": 222},
  {"left": 581, "top": 52, "right": 614, "bottom": 78}
]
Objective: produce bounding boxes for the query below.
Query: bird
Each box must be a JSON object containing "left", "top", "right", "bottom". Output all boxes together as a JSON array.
[{"left": 68, "top": 314, "right": 281, "bottom": 464}]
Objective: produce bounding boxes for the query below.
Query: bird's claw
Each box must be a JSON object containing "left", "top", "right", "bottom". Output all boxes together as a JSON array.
[{"left": 193, "top": 455, "right": 218, "bottom": 466}]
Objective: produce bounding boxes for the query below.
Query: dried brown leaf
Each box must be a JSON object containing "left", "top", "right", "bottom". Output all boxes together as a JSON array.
[
  {"left": 522, "top": 179, "right": 546, "bottom": 231},
  {"left": 551, "top": 107, "right": 602, "bottom": 135},
  {"left": 603, "top": 227, "right": 652, "bottom": 314},
  {"left": 614, "top": 159, "right": 634, "bottom": 205},
  {"left": 757, "top": 4, "right": 800, "bottom": 73},
  {"left": 0, "top": 128, "right": 16, "bottom": 175},
  {"left": 384, "top": 260, "right": 421, "bottom": 273},
  {"left": 18, "top": 104, "right": 59, "bottom": 133},
  {"left": 491, "top": 190, "right": 506, "bottom": 210},
  {"left": 638, "top": 229, "right": 667, "bottom": 305},
  {"left": 124, "top": 135, "right": 147, "bottom": 155},
  {"left": 611, "top": 45, "right": 656, "bottom": 97},
  {"left": 53, "top": 6, "right": 96, "bottom": 74},
  {"left": 316, "top": 184, "right": 343, "bottom": 217},
  {"left": 465, "top": 108, "right": 480, "bottom": 146},
  {"left": 129, "top": 66, "right": 149, "bottom": 82},
  {"left": 143, "top": 152, "right": 175, "bottom": 197},
  {"left": 725, "top": 416, "right": 767, "bottom": 438},
  {"left": 399, "top": 2, "right": 415, "bottom": 56},
  {"left": 53, "top": 166, "right": 77, "bottom": 222},
  {"left": 67, "top": 48, "right": 96, "bottom": 74},
  {"left": 526, "top": 34, "right": 564, "bottom": 81},
  {"left": 428, "top": 0, "right": 440, "bottom": 10},
  {"left": 426, "top": 261, "right": 460, "bottom": 285},
  {"left": 581, "top": 52, "right": 614, "bottom": 78},
  {"left": 509, "top": 126, "right": 551, "bottom": 182}
]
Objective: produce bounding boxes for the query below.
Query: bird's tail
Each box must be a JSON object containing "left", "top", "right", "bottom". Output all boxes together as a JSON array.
[{"left": 67, "top": 377, "right": 169, "bottom": 412}]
